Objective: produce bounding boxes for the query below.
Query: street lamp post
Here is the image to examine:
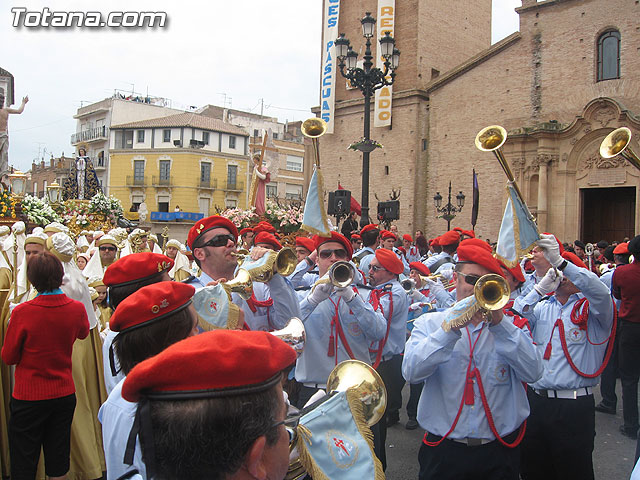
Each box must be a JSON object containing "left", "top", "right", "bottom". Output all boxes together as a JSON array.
[
  {"left": 335, "top": 12, "right": 400, "bottom": 228},
  {"left": 433, "top": 181, "right": 465, "bottom": 230}
]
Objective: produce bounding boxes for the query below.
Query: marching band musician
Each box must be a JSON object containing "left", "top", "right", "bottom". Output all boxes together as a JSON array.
[
  {"left": 423, "top": 230, "right": 459, "bottom": 273},
  {"left": 293, "top": 232, "right": 387, "bottom": 409},
  {"left": 185, "top": 215, "right": 299, "bottom": 332},
  {"left": 353, "top": 224, "right": 380, "bottom": 274},
  {"left": 518, "top": 234, "right": 614, "bottom": 479},
  {"left": 367, "top": 249, "right": 409, "bottom": 469},
  {"left": 294, "top": 236, "right": 315, "bottom": 264},
  {"left": 404, "top": 234, "right": 421, "bottom": 264},
  {"left": 350, "top": 233, "right": 363, "bottom": 253},
  {"left": 239, "top": 227, "right": 255, "bottom": 250},
  {"left": 403, "top": 239, "right": 542, "bottom": 479},
  {"left": 380, "top": 230, "right": 410, "bottom": 275}
]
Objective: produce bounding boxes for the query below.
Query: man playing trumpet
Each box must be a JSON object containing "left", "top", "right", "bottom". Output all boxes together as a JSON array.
[{"left": 403, "top": 239, "right": 542, "bottom": 480}]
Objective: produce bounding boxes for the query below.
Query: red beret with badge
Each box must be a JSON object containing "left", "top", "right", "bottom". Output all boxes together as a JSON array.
[
  {"left": 360, "top": 224, "right": 380, "bottom": 235},
  {"left": 439, "top": 230, "right": 461, "bottom": 246},
  {"left": 409, "top": 261, "right": 430, "bottom": 276},
  {"left": 121, "top": 330, "right": 296, "bottom": 402},
  {"left": 296, "top": 236, "right": 315, "bottom": 253},
  {"left": 103, "top": 252, "right": 174, "bottom": 287},
  {"left": 187, "top": 215, "right": 238, "bottom": 250},
  {"left": 254, "top": 232, "right": 282, "bottom": 251},
  {"left": 374, "top": 248, "right": 404, "bottom": 275},
  {"left": 110, "top": 281, "right": 195, "bottom": 333},
  {"left": 457, "top": 239, "right": 505, "bottom": 278},
  {"left": 313, "top": 231, "right": 353, "bottom": 258}
]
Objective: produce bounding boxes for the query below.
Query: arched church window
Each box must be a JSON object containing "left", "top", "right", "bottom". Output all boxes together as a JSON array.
[{"left": 597, "top": 30, "right": 620, "bottom": 81}]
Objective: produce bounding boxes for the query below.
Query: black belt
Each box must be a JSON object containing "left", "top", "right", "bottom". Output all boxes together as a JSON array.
[{"left": 426, "top": 428, "right": 519, "bottom": 447}]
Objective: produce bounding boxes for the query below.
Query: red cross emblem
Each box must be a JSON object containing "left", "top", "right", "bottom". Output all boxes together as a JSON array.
[
  {"left": 209, "top": 301, "right": 217, "bottom": 311},
  {"left": 572, "top": 330, "right": 580, "bottom": 339},
  {"left": 500, "top": 367, "right": 507, "bottom": 377},
  {"left": 333, "top": 438, "right": 350, "bottom": 456}
]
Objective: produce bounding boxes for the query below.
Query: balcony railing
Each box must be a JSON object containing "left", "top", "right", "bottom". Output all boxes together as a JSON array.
[
  {"left": 71, "top": 126, "right": 109, "bottom": 145},
  {"left": 152, "top": 175, "right": 173, "bottom": 187},
  {"left": 126, "top": 176, "right": 148, "bottom": 187},
  {"left": 198, "top": 177, "right": 218, "bottom": 190},
  {"left": 222, "top": 180, "right": 244, "bottom": 192}
]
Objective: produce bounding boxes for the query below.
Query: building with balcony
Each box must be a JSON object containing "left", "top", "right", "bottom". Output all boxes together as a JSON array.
[
  {"left": 108, "top": 112, "right": 251, "bottom": 219},
  {"left": 70, "top": 91, "right": 183, "bottom": 193}
]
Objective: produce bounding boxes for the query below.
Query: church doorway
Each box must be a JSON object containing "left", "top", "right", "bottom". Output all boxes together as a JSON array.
[{"left": 580, "top": 187, "right": 636, "bottom": 242}]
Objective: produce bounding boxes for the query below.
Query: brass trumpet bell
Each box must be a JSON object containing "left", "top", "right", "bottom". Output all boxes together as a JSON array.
[
  {"left": 328, "top": 261, "right": 355, "bottom": 288},
  {"left": 600, "top": 127, "right": 640, "bottom": 171},
  {"left": 270, "top": 317, "right": 305, "bottom": 357},
  {"left": 326, "top": 359, "right": 387, "bottom": 427},
  {"left": 222, "top": 268, "right": 253, "bottom": 300},
  {"left": 401, "top": 278, "right": 416, "bottom": 293},
  {"left": 475, "top": 125, "right": 507, "bottom": 152},
  {"left": 233, "top": 247, "right": 298, "bottom": 282},
  {"left": 474, "top": 273, "right": 511, "bottom": 311},
  {"left": 301, "top": 117, "right": 328, "bottom": 138}
]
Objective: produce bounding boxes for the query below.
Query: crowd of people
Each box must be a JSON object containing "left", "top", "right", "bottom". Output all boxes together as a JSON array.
[{"left": 0, "top": 214, "right": 637, "bottom": 479}]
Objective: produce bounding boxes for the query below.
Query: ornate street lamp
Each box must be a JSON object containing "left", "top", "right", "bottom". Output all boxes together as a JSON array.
[
  {"left": 434, "top": 181, "right": 465, "bottom": 230},
  {"left": 8, "top": 170, "right": 27, "bottom": 196},
  {"left": 336, "top": 12, "right": 400, "bottom": 227}
]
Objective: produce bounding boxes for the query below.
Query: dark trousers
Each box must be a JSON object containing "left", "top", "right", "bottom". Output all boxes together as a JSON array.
[
  {"left": 419, "top": 431, "right": 520, "bottom": 480},
  {"left": 599, "top": 331, "right": 619, "bottom": 408},
  {"left": 619, "top": 320, "right": 640, "bottom": 433},
  {"left": 373, "top": 354, "right": 405, "bottom": 471},
  {"left": 406, "top": 382, "right": 422, "bottom": 420},
  {"left": 9, "top": 394, "right": 76, "bottom": 480},
  {"left": 520, "top": 388, "right": 595, "bottom": 480}
]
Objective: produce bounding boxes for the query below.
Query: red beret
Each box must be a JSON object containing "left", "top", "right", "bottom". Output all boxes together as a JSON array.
[
  {"left": 374, "top": 248, "right": 403, "bottom": 275},
  {"left": 103, "top": 253, "right": 174, "bottom": 287},
  {"left": 295, "top": 237, "right": 315, "bottom": 253},
  {"left": 381, "top": 230, "right": 397, "bottom": 241},
  {"left": 110, "top": 282, "right": 195, "bottom": 333},
  {"left": 461, "top": 230, "right": 475, "bottom": 238},
  {"left": 187, "top": 215, "right": 238, "bottom": 250},
  {"left": 122, "top": 330, "right": 296, "bottom": 402},
  {"left": 613, "top": 242, "right": 629, "bottom": 255},
  {"left": 350, "top": 234, "right": 361, "bottom": 241},
  {"left": 239, "top": 227, "right": 254, "bottom": 236},
  {"left": 397, "top": 246, "right": 406, "bottom": 255},
  {"left": 541, "top": 232, "right": 565, "bottom": 254},
  {"left": 561, "top": 251, "right": 588, "bottom": 269},
  {"left": 457, "top": 239, "right": 505, "bottom": 277},
  {"left": 409, "top": 262, "right": 430, "bottom": 276},
  {"left": 254, "top": 232, "right": 282, "bottom": 250},
  {"left": 253, "top": 221, "right": 276, "bottom": 234},
  {"left": 496, "top": 258, "right": 525, "bottom": 283},
  {"left": 403, "top": 234, "right": 413, "bottom": 242},
  {"left": 360, "top": 224, "right": 380, "bottom": 235},
  {"left": 430, "top": 237, "right": 440, "bottom": 246},
  {"left": 463, "top": 238, "right": 492, "bottom": 252},
  {"left": 313, "top": 231, "right": 353, "bottom": 258},
  {"left": 439, "top": 230, "right": 461, "bottom": 246},
  {"left": 453, "top": 227, "right": 463, "bottom": 233}
]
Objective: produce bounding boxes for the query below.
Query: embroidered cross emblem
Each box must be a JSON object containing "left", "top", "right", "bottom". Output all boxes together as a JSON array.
[
  {"left": 210, "top": 301, "right": 217, "bottom": 311},
  {"left": 572, "top": 330, "right": 580, "bottom": 339},
  {"left": 333, "top": 438, "right": 350, "bottom": 456},
  {"left": 500, "top": 367, "right": 507, "bottom": 377}
]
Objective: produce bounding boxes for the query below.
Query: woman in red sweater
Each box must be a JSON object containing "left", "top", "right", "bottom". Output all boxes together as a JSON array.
[{"left": 2, "top": 251, "right": 89, "bottom": 480}]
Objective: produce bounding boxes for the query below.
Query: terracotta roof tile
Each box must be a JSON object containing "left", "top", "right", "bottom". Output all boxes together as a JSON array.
[{"left": 112, "top": 112, "right": 248, "bottom": 136}]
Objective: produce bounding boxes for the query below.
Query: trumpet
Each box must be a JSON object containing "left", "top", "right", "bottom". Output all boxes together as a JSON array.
[
  {"left": 232, "top": 247, "right": 297, "bottom": 282},
  {"left": 585, "top": 243, "right": 594, "bottom": 271},
  {"left": 600, "top": 127, "right": 640, "bottom": 171},
  {"left": 270, "top": 317, "right": 305, "bottom": 358},
  {"left": 222, "top": 268, "right": 253, "bottom": 300},
  {"left": 442, "top": 273, "right": 511, "bottom": 332},
  {"left": 312, "top": 261, "right": 356, "bottom": 290}
]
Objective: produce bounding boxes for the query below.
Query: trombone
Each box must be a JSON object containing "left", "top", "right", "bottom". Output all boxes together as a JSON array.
[{"left": 600, "top": 127, "right": 640, "bottom": 171}]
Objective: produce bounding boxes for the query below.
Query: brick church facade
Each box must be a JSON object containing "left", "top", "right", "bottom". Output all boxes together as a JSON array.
[{"left": 318, "top": 0, "right": 640, "bottom": 243}]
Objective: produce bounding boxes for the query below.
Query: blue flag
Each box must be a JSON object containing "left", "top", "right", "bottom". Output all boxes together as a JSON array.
[
  {"left": 302, "top": 166, "right": 331, "bottom": 237},
  {"left": 496, "top": 183, "right": 540, "bottom": 268},
  {"left": 295, "top": 389, "right": 384, "bottom": 480}
]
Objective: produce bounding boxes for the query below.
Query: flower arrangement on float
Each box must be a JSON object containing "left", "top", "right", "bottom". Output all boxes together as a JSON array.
[{"left": 263, "top": 199, "right": 304, "bottom": 234}]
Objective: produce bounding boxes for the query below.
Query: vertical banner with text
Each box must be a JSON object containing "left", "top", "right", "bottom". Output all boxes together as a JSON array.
[
  {"left": 374, "top": 0, "right": 395, "bottom": 128},
  {"left": 320, "top": 0, "right": 341, "bottom": 134}
]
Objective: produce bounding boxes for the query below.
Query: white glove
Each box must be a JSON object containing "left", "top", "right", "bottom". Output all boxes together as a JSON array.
[
  {"left": 334, "top": 286, "right": 355, "bottom": 302},
  {"left": 439, "top": 268, "right": 455, "bottom": 282},
  {"left": 409, "top": 301, "right": 425, "bottom": 312},
  {"left": 424, "top": 277, "right": 445, "bottom": 296},
  {"left": 537, "top": 233, "right": 563, "bottom": 267},
  {"left": 410, "top": 289, "right": 425, "bottom": 302},
  {"left": 534, "top": 267, "right": 563, "bottom": 295},
  {"left": 308, "top": 282, "right": 333, "bottom": 305}
]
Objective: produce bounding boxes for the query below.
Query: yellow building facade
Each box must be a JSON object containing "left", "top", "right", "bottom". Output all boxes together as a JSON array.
[{"left": 108, "top": 112, "right": 250, "bottom": 216}]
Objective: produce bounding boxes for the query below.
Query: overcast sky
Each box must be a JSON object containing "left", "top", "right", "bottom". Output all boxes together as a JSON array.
[{"left": 1, "top": 0, "right": 521, "bottom": 172}]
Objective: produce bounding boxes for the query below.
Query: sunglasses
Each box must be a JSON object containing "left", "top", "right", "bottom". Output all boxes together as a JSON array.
[
  {"left": 99, "top": 246, "right": 117, "bottom": 252},
  {"left": 270, "top": 415, "right": 300, "bottom": 443},
  {"left": 318, "top": 248, "right": 348, "bottom": 260},
  {"left": 197, "top": 234, "right": 236, "bottom": 249},
  {"left": 369, "top": 264, "right": 385, "bottom": 272},
  {"left": 457, "top": 271, "right": 481, "bottom": 286}
]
